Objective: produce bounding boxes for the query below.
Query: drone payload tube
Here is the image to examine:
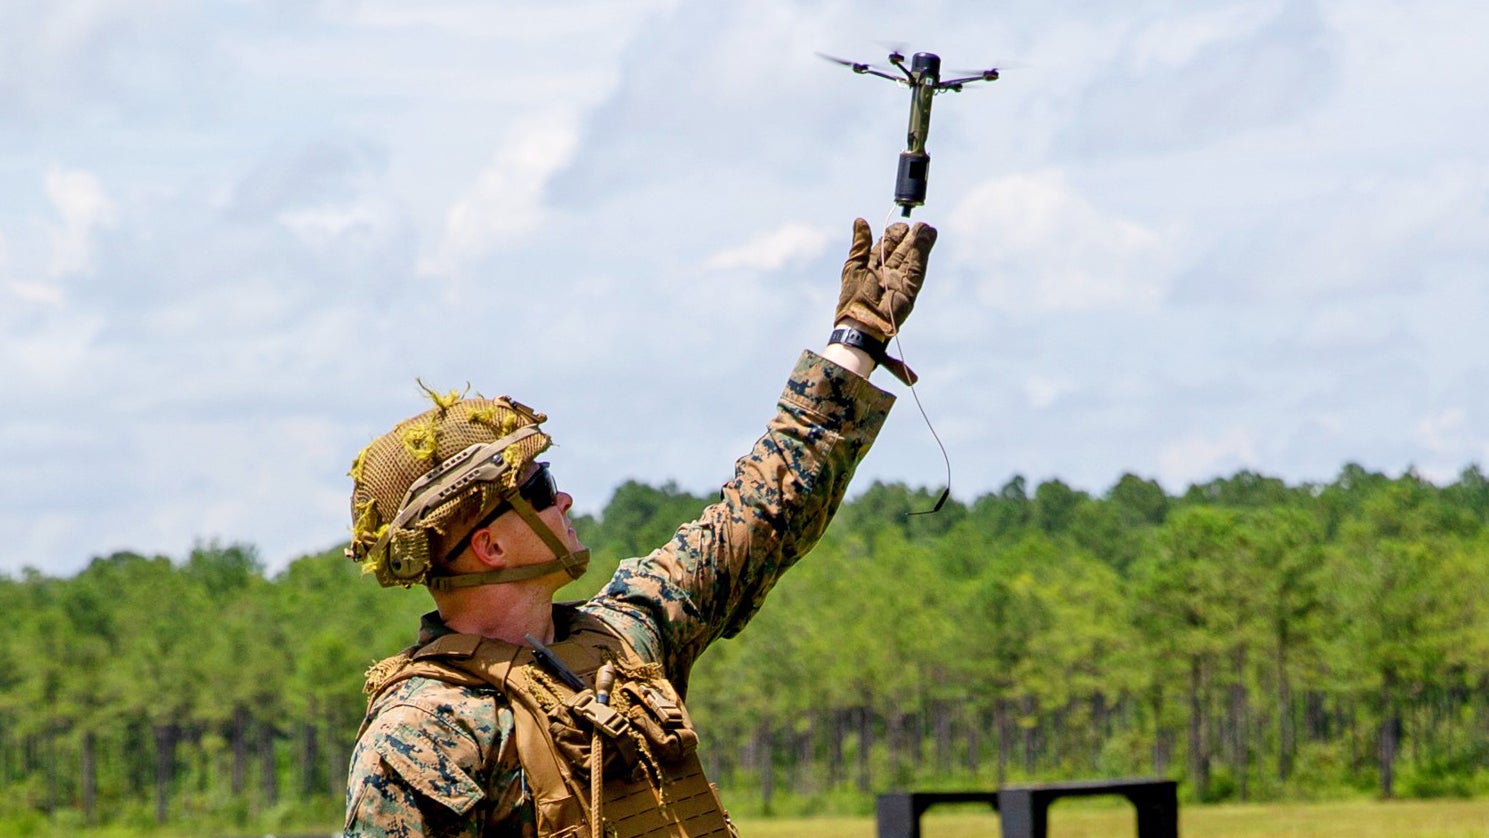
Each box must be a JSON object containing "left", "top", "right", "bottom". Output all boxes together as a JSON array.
[{"left": 895, "top": 52, "right": 940, "bottom": 216}]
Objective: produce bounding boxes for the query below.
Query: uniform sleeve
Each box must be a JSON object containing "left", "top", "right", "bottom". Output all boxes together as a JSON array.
[
  {"left": 345, "top": 680, "right": 521, "bottom": 837},
  {"left": 584, "top": 350, "right": 894, "bottom": 692}
]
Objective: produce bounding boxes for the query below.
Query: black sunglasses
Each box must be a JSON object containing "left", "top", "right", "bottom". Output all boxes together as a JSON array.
[
  {"left": 443, "top": 463, "right": 559, "bottom": 559},
  {"left": 511, "top": 462, "right": 559, "bottom": 513}
]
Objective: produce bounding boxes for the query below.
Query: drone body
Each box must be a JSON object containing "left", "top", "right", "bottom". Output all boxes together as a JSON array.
[{"left": 821, "top": 49, "right": 1001, "bottom": 216}]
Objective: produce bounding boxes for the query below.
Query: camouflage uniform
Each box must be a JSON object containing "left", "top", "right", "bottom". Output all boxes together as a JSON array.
[{"left": 344, "top": 350, "right": 894, "bottom": 837}]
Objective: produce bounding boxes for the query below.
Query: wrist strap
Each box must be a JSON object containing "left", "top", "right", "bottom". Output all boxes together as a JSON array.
[
  {"left": 829, "top": 327, "right": 888, "bottom": 364},
  {"left": 828, "top": 327, "right": 918, "bottom": 386}
]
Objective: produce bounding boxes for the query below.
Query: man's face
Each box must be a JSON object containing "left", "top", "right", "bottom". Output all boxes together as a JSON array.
[{"left": 484, "top": 462, "right": 586, "bottom": 574}]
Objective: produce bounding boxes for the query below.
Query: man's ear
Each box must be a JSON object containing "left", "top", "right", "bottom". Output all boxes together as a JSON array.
[{"left": 468, "top": 527, "right": 508, "bottom": 568}]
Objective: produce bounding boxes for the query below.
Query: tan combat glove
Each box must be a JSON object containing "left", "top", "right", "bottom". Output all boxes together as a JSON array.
[{"left": 836, "top": 217, "right": 938, "bottom": 385}]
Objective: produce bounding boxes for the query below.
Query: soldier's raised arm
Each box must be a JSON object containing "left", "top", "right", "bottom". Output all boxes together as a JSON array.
[{"left": 583, "top": 218, "right": 938, "bottom": 692}]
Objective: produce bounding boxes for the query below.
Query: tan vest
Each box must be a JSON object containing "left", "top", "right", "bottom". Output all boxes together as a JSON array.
[{"left": 363, "top": 610, "right": 736, "bottom": 837}]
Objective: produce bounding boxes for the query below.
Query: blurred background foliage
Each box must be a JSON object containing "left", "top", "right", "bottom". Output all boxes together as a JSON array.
[{"left": 3, "top": 463, "right": 1489, "bottom": 833}]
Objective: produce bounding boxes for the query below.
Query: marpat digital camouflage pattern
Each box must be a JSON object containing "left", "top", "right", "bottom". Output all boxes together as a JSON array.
[{"left": 345, "top": 350, "right": 895, "bottom": 836}]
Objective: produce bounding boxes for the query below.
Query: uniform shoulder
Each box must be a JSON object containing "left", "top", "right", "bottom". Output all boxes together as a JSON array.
[{"left": 367, "top": 675, "right": 507, "bottom": 750}]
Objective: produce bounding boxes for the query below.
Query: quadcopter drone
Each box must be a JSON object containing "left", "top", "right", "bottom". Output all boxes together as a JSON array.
[{"left": 820, "top": 49, "right": 1001, "bottom": 216}]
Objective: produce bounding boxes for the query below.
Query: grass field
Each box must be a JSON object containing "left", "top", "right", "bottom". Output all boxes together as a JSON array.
[
  {"left": 732, "top": 798, "right": 1489, "bottom": 837},
  {"left": 6, "top": 798, "right": 1488, "bottom": 836}
]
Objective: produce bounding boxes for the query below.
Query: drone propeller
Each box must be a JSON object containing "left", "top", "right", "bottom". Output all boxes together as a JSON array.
[
  {"left": 875, "top": 39, "right": 911, "bottom": 57},
  {"left": 816, "top": 52, "right": 907, "bottom": 84},
  {"left": 938, "top": 68, "right": 1001, "bottom": 88},
  {"left": 817, "top": 52, "right": 862, "bottom": 70},
  {"left": 946, "top": 56, "right": 1025, "bottom": 80}
]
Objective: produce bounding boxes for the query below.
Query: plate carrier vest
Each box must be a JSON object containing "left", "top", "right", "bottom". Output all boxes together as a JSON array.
[{"left": 362, "top": 607, "right": 736, "bottom": 837}]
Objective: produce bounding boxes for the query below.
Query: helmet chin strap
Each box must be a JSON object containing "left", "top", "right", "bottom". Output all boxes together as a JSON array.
[{"left": 426, "top": 493, "right": 590, "bottom": 592}]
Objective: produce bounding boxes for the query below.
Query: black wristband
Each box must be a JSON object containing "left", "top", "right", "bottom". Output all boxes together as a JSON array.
[{"left": 829, "top": 327, "right": 888, "bottom": 364}]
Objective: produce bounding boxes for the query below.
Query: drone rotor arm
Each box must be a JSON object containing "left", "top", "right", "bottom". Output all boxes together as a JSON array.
[
  {"left": 818, "top": 52, "right": 911, "bottom": 84},
  {"left": 937, "top": 72, "right": 999, "bottom": 88},
  {"left": 818, "top": 52, "right": 874, "bottom": 74},
  {"left": 863, "top": 66, "right": 909, "bottom": 83}
]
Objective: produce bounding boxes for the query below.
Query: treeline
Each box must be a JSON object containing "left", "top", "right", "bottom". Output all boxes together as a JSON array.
[
  {"left": 585, "top": 466, "right": 1489, "bottom": 814},
  {"left": 3, "top": 464, "right": 1489, "bottom": 831},
  {"left": 0, "top": 543, "right": 428, "bottom": 832}
]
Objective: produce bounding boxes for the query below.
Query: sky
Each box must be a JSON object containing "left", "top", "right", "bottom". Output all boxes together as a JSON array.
[{"left": 3, "top": 0, "right": 1487, "bottom": 577}]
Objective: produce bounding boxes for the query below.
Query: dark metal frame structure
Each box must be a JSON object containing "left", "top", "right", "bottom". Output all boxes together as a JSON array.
[{"left": 875, "top": 777, "right": 1179, "bottom": 838}]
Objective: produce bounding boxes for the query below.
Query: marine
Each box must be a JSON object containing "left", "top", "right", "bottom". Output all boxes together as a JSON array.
[{"left": 342, "top": 217, "right": 937, "bottom": 836}]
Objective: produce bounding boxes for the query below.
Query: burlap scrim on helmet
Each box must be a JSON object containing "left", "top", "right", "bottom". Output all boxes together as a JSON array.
[{"left": 346, "top": 384, "right": 551, "bottom": 587}]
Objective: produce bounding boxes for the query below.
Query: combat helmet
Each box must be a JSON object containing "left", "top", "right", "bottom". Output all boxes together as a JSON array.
[{"left": 346, "top": 384, "right": 589, "bottom": 590}]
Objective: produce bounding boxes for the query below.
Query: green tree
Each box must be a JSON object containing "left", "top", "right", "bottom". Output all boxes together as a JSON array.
[
  {"left": 1182, "top": 470, "right": 1298, "bottom": 510},
  {"left": 969, "top": 475, "right": 1033, "bottom": 537},
  {"left": 1134, "top": 507, "right": 1266, "bottom": 801},
  {"left": 1326, "top": 479, "right": 1479, "bottom": 798},
  {"left": 1032, "top": 479, "right": 1086, "bottom": 536},
  {"left": 1245, "top": 509, "right": 1326, "bottom": 785},
  {"left": 1109, "top": 473, "right": 1170, "bottom": 527}
]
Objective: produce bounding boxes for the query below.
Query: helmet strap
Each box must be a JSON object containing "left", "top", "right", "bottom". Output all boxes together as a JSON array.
[{"left": 427, "top": 493, "right": 589, "bottom": 591}]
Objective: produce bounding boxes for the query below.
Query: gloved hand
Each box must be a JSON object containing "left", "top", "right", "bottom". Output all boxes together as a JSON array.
[{"left": 836, "top": 217, "right": 938, "bottom": 340}]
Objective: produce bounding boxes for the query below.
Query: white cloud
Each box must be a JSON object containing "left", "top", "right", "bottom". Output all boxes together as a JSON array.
[
  {"left": 9, "top": 282, "right": 66, "bottom": 306},
  {"left": 1, "top": 310, "right": 106, "bottom": 386},
  {"left": 336, "top": 1, "right": 681, "bottom": 38},
  {"left": 1416, "top": 409, "right": 1469, "bottom": 456},
  {"left": 418, "top": 114, "right": 580, "bottom": 278},
  {"left": 1158, "top": 426, "right": 1258, "bottom": 489},
  {"left": 0, "top": 2, "right": 223, "bottom": 128},
  {"left": 45, "top": 166, "right": 115, "bottom": 277},
  {"left": 1295, "top": 304, "right": 1400, "bottom": 351},
  {"left": 1127, "top": 5, "right": 1281, "bottom": 71},
  {"left": 1023, "top": 374, "right": 1073, "bottom": 409},
  {"left": 1411, "top": 408, "right": 1489, "bottom": 484},
  {"left": 4, "top": 1, "right": 1489, "bottom": 577},
  {"left": 947, "top": 169, "right": 1168, "bottom": 312},
  {"left": 702, "top": 223, "right": 831, "bottom": 272},
  {"left": 1292, "top": 163, "right": 1489, "bottom": 293},
  {"left": 278, "top": 202, "right": 390, "bottom": 249},
  {"left": 0, "top": 234, "right": 62, "bottom": 306}
]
